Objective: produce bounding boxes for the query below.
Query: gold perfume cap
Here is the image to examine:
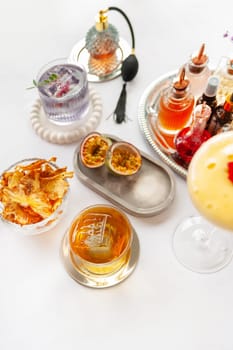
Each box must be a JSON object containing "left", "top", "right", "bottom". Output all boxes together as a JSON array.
[{"left": 95, "top": 10, "right": 109, "bottom": 31}]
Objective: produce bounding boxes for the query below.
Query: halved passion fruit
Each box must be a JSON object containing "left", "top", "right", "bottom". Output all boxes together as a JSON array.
[
  {"left": 106, "top": 141, "right": 142, "bottom": 175},
  {"left": 80, "top": 132, "right": 112, "bottom": 168}
]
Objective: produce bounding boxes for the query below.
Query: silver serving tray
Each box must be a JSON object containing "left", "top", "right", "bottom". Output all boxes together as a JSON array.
[
  {"left": 138, "top": 70, "right": 188, "bottom": 178},
  {"left": 73, "top": 134, "right": 175, "bottom": 217}
]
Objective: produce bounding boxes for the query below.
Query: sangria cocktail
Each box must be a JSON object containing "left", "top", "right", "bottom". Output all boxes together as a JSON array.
[{"left": 173, "top": 131, "right": 233, "bottom": 273}]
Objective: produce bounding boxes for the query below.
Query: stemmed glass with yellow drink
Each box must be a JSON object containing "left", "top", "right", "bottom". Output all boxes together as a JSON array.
[{"left": 173, "top": 131, "right": 233, "bottom": 273}]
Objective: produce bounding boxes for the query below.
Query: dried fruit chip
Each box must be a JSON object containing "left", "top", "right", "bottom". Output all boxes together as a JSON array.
[{"left": 0, "top": 158, "right": 73, "bottom": 226}]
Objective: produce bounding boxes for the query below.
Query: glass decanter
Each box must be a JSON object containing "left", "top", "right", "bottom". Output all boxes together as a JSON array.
[
  {"left": 175, "top": 103, "right": 212, "bottom": 166},
  {"left": 155, "top": 67, "right": 194, "bottom": 150}
]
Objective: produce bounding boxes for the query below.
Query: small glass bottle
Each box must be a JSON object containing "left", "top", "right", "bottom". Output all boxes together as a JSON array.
[
  {"left": 196, "top": 75, "right": 220, "bottom": 129},
  {"left": 85, "top": 10, "right": 119, "bottom": 76},
  {"left": 156, "top": 67, "right": 195, "bottom": 149},
  {"left": 207, "top": 93, "right": 233, "bottom": 136},
  {"left": 214, "top": 57, "right": 233, "bottom": 105},
  {"left": 175, "top": 103, "right": 212, "bottom": 165},
  {"left": 185, "top": 43, "right": 211, "bottom": 99}
]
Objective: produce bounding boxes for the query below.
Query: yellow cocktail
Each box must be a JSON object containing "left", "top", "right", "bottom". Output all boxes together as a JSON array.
[
  {"left": 173, "top": 131, "right": 233, "bottom": 273},
  {"left": 188, "top": 131, "right": 233, "bottom": 231}
]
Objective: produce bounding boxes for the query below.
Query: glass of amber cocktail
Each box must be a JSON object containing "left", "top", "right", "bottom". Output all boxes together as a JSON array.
[
  {"left": 68, "top": 205, "right": 133, "bottom": 275},
  {"left": 173, "top": 131, "right": 233, "bottom": 273}
]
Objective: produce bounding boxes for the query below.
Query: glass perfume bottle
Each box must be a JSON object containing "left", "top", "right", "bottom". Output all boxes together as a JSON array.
[
  {"left": 155, "top": 67, "right": 195, "bottom": 149},
  {"left": 175, "top": 103, "right": 212, "bottom": 165},
  {"left": 214, "top": 56, "right": 233, "bottom": 105},
  {"left": 185, "top": 43, "right": 211, "bottom": 99},
  {"left": 207, "top": 93, "right": 233, "bottom": 136},
  {"left": 85, "top": 9, "right": 119, "bottom": 76}
]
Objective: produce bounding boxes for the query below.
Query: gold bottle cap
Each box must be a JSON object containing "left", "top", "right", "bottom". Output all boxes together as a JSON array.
[{"left": 95, "top": 10, "right": 109, "bottom": 31}]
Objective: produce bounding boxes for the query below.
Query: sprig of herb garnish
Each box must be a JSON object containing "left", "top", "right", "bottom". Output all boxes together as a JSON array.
[{"left": 27, "top": 73, "right": 59, "bottom": 90}]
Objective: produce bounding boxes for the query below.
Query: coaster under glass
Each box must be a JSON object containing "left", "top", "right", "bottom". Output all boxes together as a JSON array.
[
  {"left": 60, "top": 227, "right": 140, "bottom": 288},
  {"left": 30, "top": 87, "right": 102, "bottom": 144}
]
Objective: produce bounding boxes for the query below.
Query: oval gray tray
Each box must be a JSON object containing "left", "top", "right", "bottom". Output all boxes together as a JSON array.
[{"left": 73, "top": 134, "right": 175, "bottom": 217}]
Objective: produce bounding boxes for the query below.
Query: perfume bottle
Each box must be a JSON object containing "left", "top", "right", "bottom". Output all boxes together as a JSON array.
[
  {"left": 175, "top": 103, "right": 212, "bottom": 165},
  {"left": 155, "top": 67, "right": 195, "bottom": 149},
  {"left": 214, "top": 57, "right": 233, "bottom": 104},
  {"left": 185, "top": 43, "right": 211, "bottom": 98},
  {"left": 207, "top": 93, "right": 233, "bottom": 136},
  {"left": 85, "top": 9, "right": 119, "bottom": 76}
]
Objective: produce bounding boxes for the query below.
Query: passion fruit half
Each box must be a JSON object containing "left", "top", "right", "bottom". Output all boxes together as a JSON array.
[
  {"left": 80, "top": 132, "right": 112, "bottom": 168},
  {"left": 106, "top": 141, "right": 142, "bottom": 176}
]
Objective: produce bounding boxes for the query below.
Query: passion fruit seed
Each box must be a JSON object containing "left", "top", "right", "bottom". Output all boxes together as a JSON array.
[
  {"left": 106, "top": 142, "right": 142, "bottom": 176},
  {"left": 80, "top": 132, "right": 112, "bottom": 168}
]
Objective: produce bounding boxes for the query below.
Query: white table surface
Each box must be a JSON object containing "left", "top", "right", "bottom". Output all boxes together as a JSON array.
[{"left": 1, "top": 0, "right": 233, "bottom": 349}]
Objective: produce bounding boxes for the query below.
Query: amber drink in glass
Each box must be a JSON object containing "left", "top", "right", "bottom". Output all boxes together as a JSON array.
[{"left": 69, "top": 205, "right": 133, "bottom": 275}]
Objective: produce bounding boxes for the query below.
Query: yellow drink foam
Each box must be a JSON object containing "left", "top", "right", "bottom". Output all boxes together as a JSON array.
[{"left": 188, "top": 131, "right": 233, "bottom": 231}]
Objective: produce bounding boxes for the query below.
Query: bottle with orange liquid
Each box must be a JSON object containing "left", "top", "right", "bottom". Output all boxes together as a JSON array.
[{"left": 155, "top": 67, "right": 195, "bottom": 150}]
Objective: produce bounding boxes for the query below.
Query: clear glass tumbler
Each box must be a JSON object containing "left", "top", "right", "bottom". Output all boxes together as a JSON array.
[
  {"left": 37, "top": 58, "right": 90, "bottom": 125},
  {"left": 68, "top": 204, "right": 133, "bottom": 275}
]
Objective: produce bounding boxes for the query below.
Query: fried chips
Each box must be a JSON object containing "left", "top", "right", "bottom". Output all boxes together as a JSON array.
[{"left": 0, "top": 158, "right": 73, "bottom": 225}]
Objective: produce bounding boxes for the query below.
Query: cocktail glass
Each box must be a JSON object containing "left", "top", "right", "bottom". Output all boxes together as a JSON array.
[
  {"left": 37, "top": 58, "right": 90, "bottom": 125},
  {"left": 173, "top": 131, "right": 233, "bottom": 273},
  {"left": 68, "top": 204, "right": 133, "bottom": 275}
]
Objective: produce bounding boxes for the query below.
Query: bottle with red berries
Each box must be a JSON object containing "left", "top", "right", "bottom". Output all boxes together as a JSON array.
[{"left": 175, "top": 103, "right": 212, "bottom": 166}]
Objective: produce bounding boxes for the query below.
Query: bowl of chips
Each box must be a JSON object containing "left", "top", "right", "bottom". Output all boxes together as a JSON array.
[{"left": 0, "top": 157, "right": 73, "bottom": 235}]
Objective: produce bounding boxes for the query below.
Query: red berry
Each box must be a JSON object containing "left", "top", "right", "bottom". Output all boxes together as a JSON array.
[
  {"left": 227, "top": 162, "right": 233, "bottom": 183},
  {"left": 56, "top": 82, "right": 70, "bottom": 97}
]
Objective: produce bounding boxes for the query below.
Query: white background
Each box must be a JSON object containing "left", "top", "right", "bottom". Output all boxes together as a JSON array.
[{"left": 1, "top": 0, "right": 233, "bottom": 349}]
